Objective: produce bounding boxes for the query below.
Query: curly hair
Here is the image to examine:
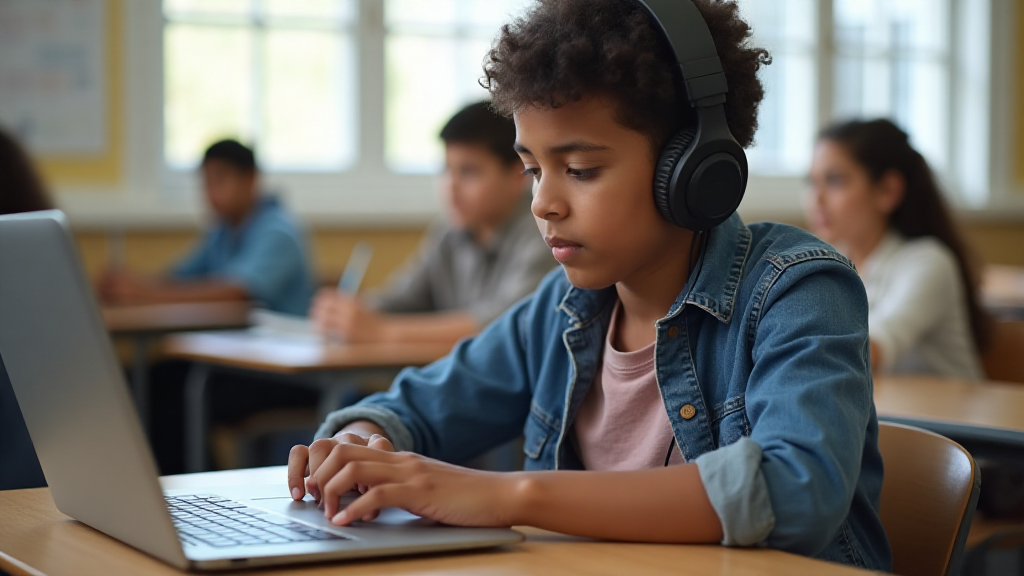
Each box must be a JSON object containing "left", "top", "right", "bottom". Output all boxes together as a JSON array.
[{"left": 482, "top": 0, "right": 771, "bottom": 152}]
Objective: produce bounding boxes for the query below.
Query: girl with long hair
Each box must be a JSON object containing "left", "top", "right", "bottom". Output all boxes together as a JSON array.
[{"left": 806, "top": 118, "right": 990, "bottom": 379}]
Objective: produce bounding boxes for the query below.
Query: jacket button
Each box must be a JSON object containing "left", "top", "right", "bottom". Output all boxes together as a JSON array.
[
  {"left": 667, "top": 326, "right": 679, "bottom": 338},
  {"left": 680, "top": 404, "right": 696, "bottom": 420}
]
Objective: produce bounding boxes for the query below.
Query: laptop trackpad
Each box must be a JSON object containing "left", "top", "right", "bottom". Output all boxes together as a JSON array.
[{"left": 248, "top": 495, "right": 441, "bottom": 529}]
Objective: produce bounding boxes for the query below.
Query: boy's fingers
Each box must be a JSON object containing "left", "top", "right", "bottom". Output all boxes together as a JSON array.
[
  {"left": 311, "top": 442, "right": 399, "bottom": 505},
  {"left": 335, "top": 432, "right": 369, "bottom": 447},
  {"left": 287, "top": 445, "right": 310, "bottom": 500},
  {"left": 367, "top": 434, "right": 395, "bottom": 452},
  {"left": 322, "top": 461, "right": 398, "bottom": 518},
  {"left": 332, "top": 484, "right": 405, "bottom": 526},
  {"left": 308, "top": 438, "right": 342, "bottom": 476},
  {"left": 306, "top": 438, "right": 340, "bottom": 502}
]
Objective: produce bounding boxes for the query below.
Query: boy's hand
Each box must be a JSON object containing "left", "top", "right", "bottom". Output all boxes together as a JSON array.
[
  {"left": 309, "top": 289, "right": 389, "bottom": 343},
  {"left": 288, "top": 421, "right": 394, "bottom": 520},
  {"left": 313, "top": 444, "right": 519, "bottom": 528}
]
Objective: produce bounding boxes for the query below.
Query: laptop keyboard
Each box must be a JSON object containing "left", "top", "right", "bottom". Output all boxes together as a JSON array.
[{"left": 166, "top": 494, "right": 350, "bottom": 548}]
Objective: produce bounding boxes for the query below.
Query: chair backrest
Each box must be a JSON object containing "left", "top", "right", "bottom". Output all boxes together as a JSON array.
[
  {"left": 983, "top": 320, "right": 1024, "bottom": 384},
  {"left": 878, "top": 422, "right": 981, "bottom": 576}
]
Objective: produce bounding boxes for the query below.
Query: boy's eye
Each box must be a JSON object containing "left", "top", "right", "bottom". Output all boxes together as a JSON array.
[
  {"left": 567, "top": 167, "right": 599, "bottom": 181},
  {"left": 522, "top": 167, "right": 540, "bottom": 181}
]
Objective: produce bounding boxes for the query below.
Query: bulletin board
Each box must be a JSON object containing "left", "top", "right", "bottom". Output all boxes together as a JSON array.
[{"left": 0, "top": 0, "right": 122, "bottom": 186}]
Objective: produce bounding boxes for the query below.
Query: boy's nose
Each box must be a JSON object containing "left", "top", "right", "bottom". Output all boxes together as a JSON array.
[{"left": 531, "top": 183, "right": 566, "bottom": 221}]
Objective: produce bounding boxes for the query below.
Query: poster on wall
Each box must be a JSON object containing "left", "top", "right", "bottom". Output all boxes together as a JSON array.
[{"left": 0, "top": 0, "right": 107, "bottom": 156}]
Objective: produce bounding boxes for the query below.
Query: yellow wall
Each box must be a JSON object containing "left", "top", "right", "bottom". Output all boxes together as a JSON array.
[{"left": 76, "top": 228, "right": 427, "bottom": 289}]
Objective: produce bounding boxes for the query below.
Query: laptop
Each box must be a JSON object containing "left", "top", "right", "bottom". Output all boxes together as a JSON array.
[{"left": 0, "top": 211, "right": 523, "bottom": 571}]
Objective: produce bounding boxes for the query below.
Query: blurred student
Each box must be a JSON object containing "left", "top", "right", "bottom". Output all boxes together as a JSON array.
[
  {"left": 806, "top": 118, "right": 990, "bottom": 378},
  {"left": 99, "top": 139, "right": 314, "bottom": 315},
  {"left": 0, "top": 127, "right": 50, "bottom": 489},
  {"left": 311, "top": 102, "right": 554, "bottom": 345}
]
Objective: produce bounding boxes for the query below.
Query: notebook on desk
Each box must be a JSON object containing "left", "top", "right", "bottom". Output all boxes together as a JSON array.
[{"left": 0, "top": 210, "right": 523, "bottom": 571}]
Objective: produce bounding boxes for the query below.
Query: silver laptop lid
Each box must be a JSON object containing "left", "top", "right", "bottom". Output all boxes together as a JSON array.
[{"left": 0, "top": 211, "right": 187, "bottom": 569}]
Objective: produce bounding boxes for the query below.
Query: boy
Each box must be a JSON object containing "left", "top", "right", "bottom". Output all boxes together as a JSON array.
[
  {"left": 286, "top": 0, "right": 891, "bottom": 569},
  {"left": 100, "top": 139, "right": 314, "bottom": 316},
  {"left": 311, "top": 102, "right": 554, "bottom": 345}
]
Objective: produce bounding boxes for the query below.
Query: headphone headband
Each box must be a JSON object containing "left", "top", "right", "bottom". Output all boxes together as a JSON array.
[{"left": 634, "top": 0, "right": 728, "bottom": 107}]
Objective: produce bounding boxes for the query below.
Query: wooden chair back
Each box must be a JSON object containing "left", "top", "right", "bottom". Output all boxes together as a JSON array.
[{"left": 878, "top": 422, "right": 981, "bottom": 576}]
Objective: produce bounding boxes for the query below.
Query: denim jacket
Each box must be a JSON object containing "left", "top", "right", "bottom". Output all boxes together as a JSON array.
[{"left": 317, "top": 214, "right": 892, "bottom": 570}]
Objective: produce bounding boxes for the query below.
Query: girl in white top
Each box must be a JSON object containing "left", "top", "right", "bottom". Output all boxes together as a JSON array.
[{"left": 805, "top": 119, "right": 989, "bottom": 379}]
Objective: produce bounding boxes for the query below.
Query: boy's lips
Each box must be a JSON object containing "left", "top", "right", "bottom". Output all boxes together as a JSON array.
[{"left": 545, "top": 236, "right": 583, "bottom": 264}]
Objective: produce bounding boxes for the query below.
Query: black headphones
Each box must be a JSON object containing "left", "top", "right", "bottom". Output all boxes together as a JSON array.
[{"left": 635, "top": 0, "right": 748, "bottom": 231}]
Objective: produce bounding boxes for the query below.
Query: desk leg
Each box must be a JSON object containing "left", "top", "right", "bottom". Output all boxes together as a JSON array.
[
  {"left": 130, "top": 335, "right": 151, "bottom": 432},
  {"left": 185, "top": 363, "right": 212, "bottom": 473}
]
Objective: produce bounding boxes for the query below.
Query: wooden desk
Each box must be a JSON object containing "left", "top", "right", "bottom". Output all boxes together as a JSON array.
[
  {"left": 982, "top": 265, "right": 1024, "bottom": 318},
  {"left": 162, "top": 332, "right": 452, "bottom": 472},
  {"left": 0, "top": 467, "right": 879, "bottom": 576},
  {"left": 103, "top": 302, "right": 252, "bottom": 335},
  {"left": 102, "top": 302, "right": 252, "bottom": 432},
  {"left": 874, "top": 376, "right": 1024, "bottom": 460}
]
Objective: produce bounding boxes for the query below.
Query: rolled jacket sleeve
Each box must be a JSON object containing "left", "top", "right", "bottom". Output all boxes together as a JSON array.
[
  {"left": 316, "top": 403, "right": 415, "bottom": 452},
  {"left": 695, "top": 437, "right": 776, "bottom": 547}
]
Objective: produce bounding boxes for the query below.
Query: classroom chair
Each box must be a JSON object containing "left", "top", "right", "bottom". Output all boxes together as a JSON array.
[
  {"left": 878, "top": 422, "right": 981, "bottom": 576},
  {"left": 982, "top": 320, "right": 1024, "bottom": 384}
]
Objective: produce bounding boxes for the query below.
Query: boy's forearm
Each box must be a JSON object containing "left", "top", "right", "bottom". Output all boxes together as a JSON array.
[{"left": 507, "top": 464, "right": 723, "bottom": 544}]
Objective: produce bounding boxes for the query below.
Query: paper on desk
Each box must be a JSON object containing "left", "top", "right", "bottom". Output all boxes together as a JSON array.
[{"left": 247, "top": 309, "right": 324, "bottom": 343}]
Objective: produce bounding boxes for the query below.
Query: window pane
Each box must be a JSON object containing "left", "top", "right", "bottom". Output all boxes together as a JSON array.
[
  {"left": 386, "top": 0, "right": 528, "bottom": 31},
  {"left": 384, "top": 0, "right": 532, "bottom": 173},
  {"left": 164, "top": 24, "right": 254, "bottom": 169},
  {"left": 164, "top": 0, "right": 250, "bottom": 18},
  {"left": 385, "top": 36, "right": 485, "bottom": 172},
  {"left": 833, "top": 0, "right": 950, "bottom": 167},
  {"left": 264, "top": 0, "right": 355, "bottom": 23},
  {"left": 262, "top": 29, "right": 356, "bottom": 170},
  {"left": 163, "top": 0, "right": 357, "bottom": 172},
  {"left": 737, "top": 0, "right": 818, "bottom": 175}
]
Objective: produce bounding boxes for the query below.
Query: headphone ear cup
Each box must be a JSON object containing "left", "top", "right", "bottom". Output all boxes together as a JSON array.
[{"left": 653, "top": 128, "right": 697, "bottom": 226}]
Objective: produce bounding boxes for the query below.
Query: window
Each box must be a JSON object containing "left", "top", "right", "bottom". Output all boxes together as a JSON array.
[
  {"left": 736, "top": 0, "right": 956, "bottom": 180},
  {"left": 383, "top": 0, "right": 533, "bottom": 173},
  {"left": 163, "top": 0, "right": 358, "bottom": 171},
  {"left": 736, "top": 0, "right": 819, "bottom": 176},
  {"left": 833, "top": 0, "right": 951, "bottom": 169}
]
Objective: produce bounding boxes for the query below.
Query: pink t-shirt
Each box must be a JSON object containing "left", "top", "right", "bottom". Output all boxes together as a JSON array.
[{"left": 574, "top": 303, "right": 684, "bottom": 470}]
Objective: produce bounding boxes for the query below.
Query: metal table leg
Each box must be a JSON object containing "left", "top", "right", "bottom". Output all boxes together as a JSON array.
[{"left": 184, "top": 363, "right": 212, "bottom": 473}]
